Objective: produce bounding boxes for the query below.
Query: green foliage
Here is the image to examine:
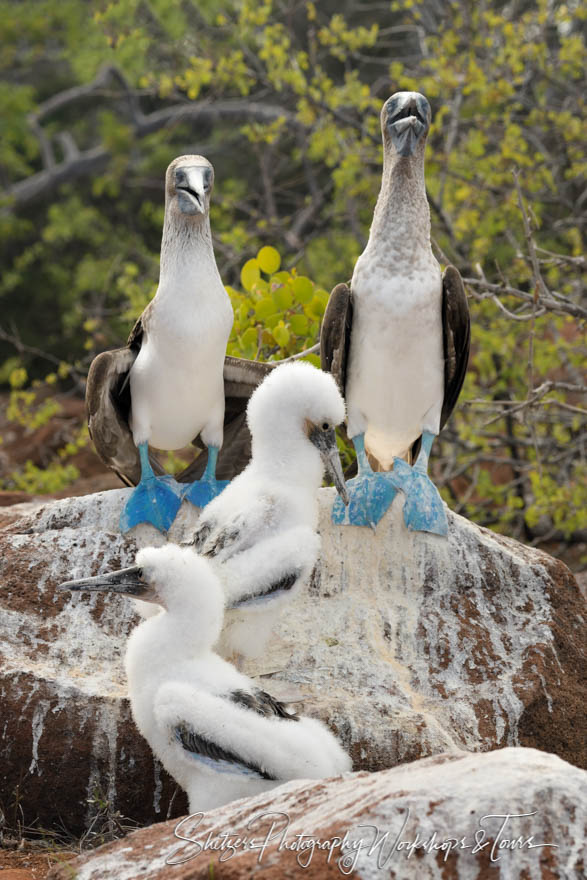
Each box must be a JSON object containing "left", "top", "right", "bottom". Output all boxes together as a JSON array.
[
  {"left": 227, "top": 245, "right": 324, "bottom": 362},
  {"left": 7, "top": 459, "right": 80, "bottom": 494}
]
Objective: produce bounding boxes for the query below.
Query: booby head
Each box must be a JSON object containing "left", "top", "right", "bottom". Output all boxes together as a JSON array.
[
  {"left": 59, "top": 545, "right": 225, "bottom": 647},
  {"left": 165, "top": 154, "right": 214, "bottom": 217},
  {"left": 246, "top": 361, "right": 348, "bottom": 502},
  {"left": 382, "top": 91, "right": 431, "bottom": 157}
]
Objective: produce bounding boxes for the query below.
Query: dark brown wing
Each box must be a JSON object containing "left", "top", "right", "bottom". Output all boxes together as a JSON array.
[
  {"left": 408, "top": 266, "right": 470, "bottom": 462},
  {"left": 230, "top": 689, "right": 299, "bottom": 721},
  {"left": 440, "top": 265, "right": 470, "bottom": 430},
  {"left": 86, "top": 342, "right": 165, "bottom": 487},
  {"left": 176, "top": 356, "right": 274, "bottom": 483},
  {"left": 174, "top": 723, "right": 276, "bottom": 780},
  {"left": 126, "top": 313, "right": 144, "bottom": 351},
  {"left": 88, "top": 333, "right": 273, "bottom": 486},
  {"left": 320, "top": 282, "right": 353, "bottom": 395}
]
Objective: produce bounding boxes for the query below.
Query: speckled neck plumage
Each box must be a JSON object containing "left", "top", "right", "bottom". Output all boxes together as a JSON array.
[
  {"left": 159, "top": 211, "right": 214, "bottom": 275},
  {"left": 367, "top": 141, "right": 432, "bottom": 267}
]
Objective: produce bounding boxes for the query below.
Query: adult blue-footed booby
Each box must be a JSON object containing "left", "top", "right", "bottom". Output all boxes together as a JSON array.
[
  {"left": 186, "top": 361, "right": 348, "bottom": 662},
  {"left": 87, "top": 156, "right": 272, "bottom": 533},
  {"left": 59, "top": 545, "right": 351, "bottom": 811},
  {"left": 321, "top": 92, "right": 470, "bottom": 534}
]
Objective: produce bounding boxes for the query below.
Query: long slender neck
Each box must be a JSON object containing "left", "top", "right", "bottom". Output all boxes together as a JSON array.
[
  {"left": 160, "top": 212, "right": 215, "bottom": 276},
  {"left": 156, "top": 206, "right": 225, "bottom": 313},
  {"left": 365, "top": 144, "right": 432, "bottom": 264}
]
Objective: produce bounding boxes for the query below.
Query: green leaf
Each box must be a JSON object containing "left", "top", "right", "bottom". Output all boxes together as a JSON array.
[
  {"left": 272, "top": 286, "right": 293, "bottom": 310},
  {"left": 292, "top": 276, "right": 314, "bottom": 303},
  {"left": 240, "top": 258, "right": 261, "bottom": 291},
  {"left": 289, "top": 314, "right": 309, "bottom": 335},
  {"left": 254, "top": 297, "right": 277, "bottom": 320},
  {"left": 257, "top": 245, "right": 281, "bottom": 274},
  {"left": 273, "top": 322, "right": 290, "bottom": 347}
]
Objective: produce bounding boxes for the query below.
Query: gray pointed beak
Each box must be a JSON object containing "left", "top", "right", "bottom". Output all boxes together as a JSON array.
[
  {"left": 385, "top": 92, "right": 430, "bottom": 156},
  {"left": 175, "top": 165, "right": 211, "bottom": 215},
  {"left": 309, "top": 426, "right": 350, "bottom": 505},
  {"left": 389, "top": 116, "right": 426, "bottom": 156},
  {"left": 58, "top": 564, "right": 151, "bottom": 597}
]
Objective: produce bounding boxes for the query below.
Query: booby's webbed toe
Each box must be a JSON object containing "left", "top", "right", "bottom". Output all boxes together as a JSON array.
[
  {"left": 182, "top": 477, "right": 229, "bottom": 509},
  {"left": 389, "top": 459, "right": 448, "bottom": 536},
  {"left": 332, "top": 471, "right": 397, "bottom": 528},
  {"left": 119, "top": 474, "right": 183, "bottom": 534},
  {"left": 182, "top": 444, "right": 229, "bottom": 509}
]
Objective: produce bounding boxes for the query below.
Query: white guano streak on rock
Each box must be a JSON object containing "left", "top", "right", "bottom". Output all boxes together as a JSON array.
[
  {"left": 29, "top": 699, "right": 50, "bottom": 774},
  {"left": 85, "top": 698, "right": 122, "bottom": 826}
]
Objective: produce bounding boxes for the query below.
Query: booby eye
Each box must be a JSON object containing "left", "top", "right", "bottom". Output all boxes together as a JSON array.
[{"left": 322, "top": 422, "right": 330, "bottom": 431}]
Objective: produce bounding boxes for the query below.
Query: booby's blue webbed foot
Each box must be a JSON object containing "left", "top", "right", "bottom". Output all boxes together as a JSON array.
[
  {"left": 120, "top": 443, "right": 183, "bottom": 534},
  {"left": 182, "top": 446, "right": 229, "bottom": 509},
  {"left": 388, "top": 432, "right": 448, "bottom": 536},
  {"left": 332, "top": 434, "right": 397, "bottom": 528}
]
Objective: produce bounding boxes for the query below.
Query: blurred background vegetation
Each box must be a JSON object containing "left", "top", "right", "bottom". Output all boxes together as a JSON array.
[{"left": 0, "top": 0, "right": 585, "bottom": 565}]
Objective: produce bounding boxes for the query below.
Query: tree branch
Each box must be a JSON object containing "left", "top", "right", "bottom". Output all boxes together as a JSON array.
[
  {"left": 464, "top": 277, "right": 587, "bottom": 320},
  {"left": 6, "top": 66, "right": 299, "bottom": 210}
]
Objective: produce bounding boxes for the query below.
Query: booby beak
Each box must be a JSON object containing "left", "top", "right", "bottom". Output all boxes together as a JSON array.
[
  {"left": 58, "top": 565, "right": 156, "bottom": 600},
  {"left": 175, "top": 165, "right": 211, "bottom": 215},
  {"left": 308, "top": 425, "right": 350, "bottom": 505},
  {"left": 385, "top": 91, "right": 431, "bottom": 157}
]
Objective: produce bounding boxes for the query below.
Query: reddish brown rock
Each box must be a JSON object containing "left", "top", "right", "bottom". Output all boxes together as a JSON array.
[
  {"left": 47, "top": 748, "right": 586, "bottom": 880},
  {"left": 0, "top": 491, "right": 188, "bottom": 835},
  {"left": 1, "top": 489, "right": 584, "bottom": 836}
]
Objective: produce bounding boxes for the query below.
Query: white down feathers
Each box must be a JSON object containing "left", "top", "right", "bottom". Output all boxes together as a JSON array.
[{"left": 124, "top": 545, "right": 351, "bottom": 812}]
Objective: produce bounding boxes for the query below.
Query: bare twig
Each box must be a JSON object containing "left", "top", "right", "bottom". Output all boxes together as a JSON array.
[
  {"left": 463, "top": 277, "right": 586, "bottom": 320},
  {"left": 0, "top": 324, "right": 85, "bottom": 383},
  {"left": 6, "top": 66, "right": 300, "bottom": 210}
]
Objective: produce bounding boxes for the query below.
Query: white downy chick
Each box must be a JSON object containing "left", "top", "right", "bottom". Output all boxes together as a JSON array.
[
  {"left": 59, "top": 544, "right": 351, "bottom": 812},
  {"left": 186, "top": 360, "right": 348, "bottom": 660}
]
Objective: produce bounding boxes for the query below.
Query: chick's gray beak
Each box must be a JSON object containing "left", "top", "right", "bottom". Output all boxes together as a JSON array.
[
  {"left": 309, "top": 426, "right": 350, "bottom": 505},
  {"left": 58, "top": 565, "right": 150, "bottom": 597}
]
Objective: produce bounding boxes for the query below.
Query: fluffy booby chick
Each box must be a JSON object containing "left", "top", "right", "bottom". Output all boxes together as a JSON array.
[
  {"left": 186, "top": 360, "right": 348, "bottom": 661},
  {"left": 59, "top": 545, "right": 351, "bottom": 812},
  {"left": 89, "top": 155, "right": 234, "bottom": 535},
  {"left": 321, "top": 92, "right": 470, "bottom": 533}
]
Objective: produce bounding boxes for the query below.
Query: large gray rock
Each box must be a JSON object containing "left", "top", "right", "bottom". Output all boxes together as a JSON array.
[
  {"left": 46, "top": 747, "right": 586, "bottom": 880},
  {"left": 0, "top": 488, "right": 584, "bottom": 833}
]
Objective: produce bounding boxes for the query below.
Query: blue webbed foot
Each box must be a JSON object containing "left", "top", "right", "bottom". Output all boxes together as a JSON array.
[
  {"left": 182, "top": 477, "right": 229, "bottom": 509},
  {"left": 331, "top": 433, "right": 397, "bottom": 527},
  {"left": 182, "top": 445, "right": 229, "bottom": 510},
  {"left": 120, "top": 474, "right": 183, "bottom": 534},
  {"left": 332, "top": 471, "right": 397, "bottom": 527},
  {"left": 389, "top": 458, "right": 448, "bottom": 536}
]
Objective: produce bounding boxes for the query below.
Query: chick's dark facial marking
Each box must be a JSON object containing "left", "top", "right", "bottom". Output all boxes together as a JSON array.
[{"left": 306, "top": 421, "right": 349, "bottom": 505}]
